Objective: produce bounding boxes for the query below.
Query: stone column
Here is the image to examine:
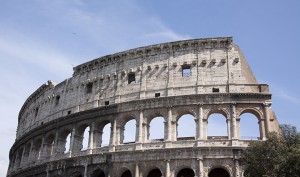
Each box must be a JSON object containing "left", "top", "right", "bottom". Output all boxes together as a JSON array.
[
  {"left": 226, "top": 119, "right": 231, "bottom": 140},
  {"left": 263, "top": 102, "right": 272, "bottom": 134},
  {"left": 135, "top": 163, "right": 140, "bottom": 177},
  {"left": 167, "top": 107, "right": 172, "bottom": 141},
  {"left": 198, "top": 158, "right": 204, "bottom": 177},
  {"left": 88, "top": 122, "right": 95, "bottom": 154},
  {"left": 259, "top": 120, "right": 267, "bottom": 140},
  {"left": 109, "top": 119, "right": 117, "bottom": 152},
  {"left": 137, "top": 110, "right": 144, "bottom": 143},
  {"left": 231, "top": 104, "right": 237, "bottom": 139},
  {"left": 19, "top": 146, "right": 26, "bottom": 167},
  {"left": 69, "top": 125, "right": 76, "bottom": 157},
  {"left": 38, "top": 135, "right": 46, "bottom": 161},
  {"left": 52, "top": 130, "right": 59, "bottom": 157},
  {"left": 165, "top": 160, "right": 170, "bottom": 177},
  {"left": 84, "top": 163, "right": 88, "bottom": 177},
  {"left": 196, "top": 105, "right": 204, "bottom": 140},
  {"left": 234, "top": 159, "right": 240, "bottom": 177}
]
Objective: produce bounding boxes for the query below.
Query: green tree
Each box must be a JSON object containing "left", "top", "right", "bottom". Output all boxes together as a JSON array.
[{"left": 240, "top": 124, "right": 300, "bottom": 177}]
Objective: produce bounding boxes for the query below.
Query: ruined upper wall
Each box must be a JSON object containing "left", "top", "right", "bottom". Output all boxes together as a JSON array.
[{"left": 16, "top": 37, "right": 267, "bottom": 139}]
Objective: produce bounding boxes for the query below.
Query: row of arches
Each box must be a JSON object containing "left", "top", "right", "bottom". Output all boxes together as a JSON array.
[
  {"left": 59, "top": 167, "right": 230, "bottom": 177},
  {"left": 10, "top": 105, "right": 268, "bottom": 171}
]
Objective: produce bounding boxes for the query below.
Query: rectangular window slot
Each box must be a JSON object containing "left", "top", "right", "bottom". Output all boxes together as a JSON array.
[
  {"left": 105, "top": 101, "right": 110, "bottom": 105},
  {"left": 182, "top": 65, "right": 191, "bottom": 77},
  {"left": 67, "top": 111, "right": 71, "bottom": 115},
  {"left": 212, "top": 88, "right": 220, "bottom": 92},
  {"left": 86, "top": 83, "right": 93, "bottom": 94},
  {"left": 155, "top": 93, "right": 160, "bottom": 97},
  {"left": 128, "top": 73, "right": 136, "bottom": 84},
  {"left": 55, "top": 95, "right": 60, "bottom": 106}
]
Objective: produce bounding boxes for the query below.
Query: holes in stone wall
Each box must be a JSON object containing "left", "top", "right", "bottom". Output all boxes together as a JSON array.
[
  {"left": 128, "top": 73, "right": 136, "bottom": 84},
  {"left": 148, "top": 117, "right": 164, "bottom": 140},
  {"left": 207, "top": 113, "right": 227, "bottom": 138},
  {"left": 177, "top": 114, "right": 196, "bottom": 139},
  {"left": 86, "top": 83, "right": 93, "bottom": 94},
  {"left": 182, "top": 65, "right": 191, "bottom": 77}
]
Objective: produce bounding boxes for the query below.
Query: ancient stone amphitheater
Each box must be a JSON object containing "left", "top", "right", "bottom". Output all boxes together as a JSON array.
[{"left": 7, "top": 37, "right": 281, "bottom": 177}]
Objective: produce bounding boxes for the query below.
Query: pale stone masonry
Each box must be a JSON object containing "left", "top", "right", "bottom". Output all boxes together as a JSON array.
[{"left": 8, "top": 37, "right": 281, "bottom": 177}]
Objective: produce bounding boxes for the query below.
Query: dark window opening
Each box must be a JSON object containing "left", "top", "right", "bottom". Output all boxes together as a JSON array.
[
  {"left": 155, "top": 93, "right": 160, "bottom": 97},
  {"left": 212, "top": 88, "right": 219, "bottom": 92},
  {"left": 55, "top": 95, "right": 60, "bottom": 106},
  {"left": 67, "top": 111, "right": 71, "bottom": 115},
  {"left": 105, "top": 101, "right": 110, "bottom": 105},
  {"left": 34, "top": 107, "right": 39, "bottom": 117},
  {"left": 86, "top": 83, "right": 93, "bottom": 94},
  {"left": 128, "top": 73, "right": 136, "bottom": 84},
  {"left": 182, "top": 65, "right": 191, "bottom": 77},
  {"left": 41, "top": 122, "right": 43, "bottom": 125}
]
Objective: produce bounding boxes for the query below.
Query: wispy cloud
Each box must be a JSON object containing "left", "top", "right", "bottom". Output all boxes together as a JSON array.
[{"left": 270, "top": 84, "right": 300, "bottom": 105}]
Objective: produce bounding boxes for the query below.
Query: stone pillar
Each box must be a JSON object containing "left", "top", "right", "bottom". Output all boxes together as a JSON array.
[
  {"left": 231, "top": 104, "right": 237, "bottom": 139},
  {"left": 167, "top": 107, "right": 172, "bottom": 141},
  {"left": 226, "top": 119, "right": 231, "bottom": 140},
  {"left": 203, "top": 118, "right": 208, "bottom": 140},
  {"left": 39, "top": 135, "right": 46, "bottom": 160},
  {"left": 165, "top": 160, "right": 170, "bottom": 177},
  {"left": 52, "top": 130, "right": 59, "bottom": 157},
  {"left": 88, "top": 122, "right": 95, "bottom": 154},
  {"left": 259, "top": 120, "right": 267, "bottom": 140},
  {"left": 135, "top": 163, "right": 140, "bottom": 177},
  {"left": 19, "top": 146, "right": 26, "bottom": 167},
  {"left": 198, "top": 158, "right": 204, "bottom": 177},
  {"left": 109, "top": 119, "right": 117, "bottom": 151},
  {"left": 234, "top": 159, "right": 240, "bottom": 177},
  {"left": 84, "top": 163, "right": 88, "bottom": 177},
  {"left": 137, "top": 110, "right": 144, "bottom": 143},
  {"left": 69, "top": 125, "right": 76, "bottom": 157},
  {"left": 263, "top": 102, "right": 272, "bottom": 134},
  {"left": 196, "top": 105, "right": 204, "bottom": 140}
]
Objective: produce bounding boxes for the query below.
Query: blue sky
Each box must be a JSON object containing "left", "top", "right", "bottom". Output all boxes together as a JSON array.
[{"left": 1, "top": 0, "right": 300, "bottom": 175}]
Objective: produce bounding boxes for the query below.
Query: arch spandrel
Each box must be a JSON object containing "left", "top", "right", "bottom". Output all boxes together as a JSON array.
[
  {"left": 237, "top": 107, "right": 264, "bottom": 121},
  {"left": 204, "top": 107, "right": 230, "bottom": 120},
  {"left": 143, "top": 108, "right": 168, "bottom": 124},
  {"left": 173, "top": 106, "right": 197, "bottom": 121}
]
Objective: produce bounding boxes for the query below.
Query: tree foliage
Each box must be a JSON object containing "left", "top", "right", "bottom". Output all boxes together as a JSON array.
[{"left": 240, "top": 124, "right": 300, "bottom": 177}]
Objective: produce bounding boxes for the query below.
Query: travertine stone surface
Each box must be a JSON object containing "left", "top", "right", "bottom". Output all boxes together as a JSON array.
[{"left": 8, "top": 37, "right": 281, "bottom": 177}]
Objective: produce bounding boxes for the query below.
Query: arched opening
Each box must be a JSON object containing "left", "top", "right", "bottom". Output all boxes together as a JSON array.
[
  {"left": 239, "top": 113, "right": 260, "bottom": 140},
  {"left": 147, "top": 168, "right": 162, "bottom": 177},
  {"left": 33, "top": 139, "right": 42, "bottom": 159},
  {"left": 95, "top": 121, "right": 111, "bottom": 147},
  {"left": 149, "top": 117, "right": 164, "bottom": 141},
  {"left": 71, "top": 171, "right": 83, "bottom": 177},
  {"left": 82, "top": 126, "right": 90, "bottom": 150},
  {"left": 23, "top": 143, "right": 31, "bottom": 161},
  {"left": 208, "top": 168, "right": 229, "bottom": 177},
  {"left": 177, "top": 114, "right": 196, "bottom": 140},
  {"left": 177, "top": 168, "right": 195, "bottom": 177},
  {"left": 15, "top": 148, "right": 23, "bottom": 167},
  {"left": 123, "top": 119, "right": 136, "bottom": 144},
  {"left": 45, "top": 134, "right": 55, "bottom": 157},
  {"left": 64, "top": 133, "right": 71, "bottom": 154},
  {"left": 102, "top": 123, "right": 111, "bottom": 146},
  {"left": 121, "top": 170, "right": 132, "bottom": 177},
  {"left": 91, "top": 169, "right": 105, "bottom": 177},
  {"left": 207, "top": 113, "right": 228, "bottom": 139}
]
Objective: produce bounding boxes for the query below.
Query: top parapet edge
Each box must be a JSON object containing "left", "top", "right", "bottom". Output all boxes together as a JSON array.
[{"left": 73, "top": 37, "right": 233, "bottom": 76}]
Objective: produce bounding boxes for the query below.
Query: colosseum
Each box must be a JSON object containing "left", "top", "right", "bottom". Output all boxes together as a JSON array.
[{"left": 7, "top": 37, "right": 281, "bottom": 177}]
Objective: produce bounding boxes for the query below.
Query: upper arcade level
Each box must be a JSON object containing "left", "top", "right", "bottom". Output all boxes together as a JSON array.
[{"left": 16, "top": 37, "right": 269, "bottom": 139}]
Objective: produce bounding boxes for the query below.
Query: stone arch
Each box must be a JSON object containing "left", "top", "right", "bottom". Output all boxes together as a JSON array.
[
  {"left": 206, "top": 108, "right": 229, "bottom": 139},
  {"left": 76, "top": 123, "right": 91, "bottom": 151},
  {"left": 95, "top": 119, "right": 112, "bottom": 147},
  {"left": 174, "top": 107, "right": 197, "bottom": 121},
  {"left": 176, "top": 167, "right": 195, "bottom": 177},
  {"left": 15, "top": 147, "right": 24, "bottom": 167},
  {"left": 45, "top": 133, "right": 55, "bottom": 157},
  {"left": 119, "top": 114, "right": 138, "bottom": 144},
  {"left": 208, "top": 167, "right": 230, "bottom": 177},
  {"left": 145, "top": 112, "right": 166, "bottom": 141},
  {"left": 146, "top": 167, "right": 163, "bottom": 177},
  {"left": 90, "top": 168, "right": 105, "bottom": 177},
  {"left": 71, "top": 171, "right": 83, "bottom": 177},
  {"left": 238, "top": 107, "right": 263, "bottom": 140},
  {"left": 58, "top": 128, "right": 72, "bottom": 154},
  {"left": 32, "top": 138, "right": 43, "bottom": 160},
  {"left": 23, "top": 142, "right": 31, "bottom": 162},
  {"left": 118, "top": 167, "right": 133, "bottom": 177},
  {"left": 174, "top": 107, "right": 197, "bottom": 140}
]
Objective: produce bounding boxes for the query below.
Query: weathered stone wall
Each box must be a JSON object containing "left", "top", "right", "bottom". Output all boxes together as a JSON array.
[{"left": 8, "top": 37, "right": 281, "bottom": 177}]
